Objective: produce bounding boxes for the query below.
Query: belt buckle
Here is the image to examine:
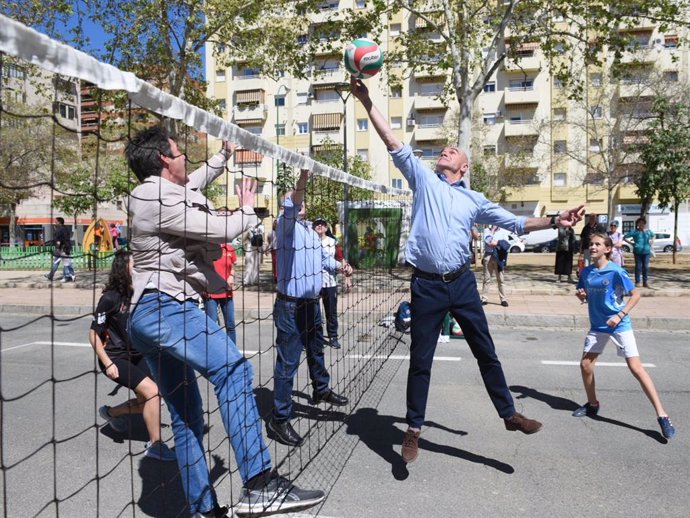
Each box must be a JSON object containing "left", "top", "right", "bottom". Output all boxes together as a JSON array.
[{"left": 442, "top": 271, "right": 453, "bottom": 283}]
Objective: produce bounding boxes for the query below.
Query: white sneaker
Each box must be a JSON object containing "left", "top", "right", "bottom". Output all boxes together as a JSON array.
[
  {"left": 98, "top": 405, "right": 127, "bottom": 433},
  {"left": 144, "top": 440, "right": 177, "bottom": 461}
]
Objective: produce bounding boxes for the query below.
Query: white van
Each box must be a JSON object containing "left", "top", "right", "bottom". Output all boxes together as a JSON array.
[{"left": 520, "top": 228, "right": 558, "bottom": 252}]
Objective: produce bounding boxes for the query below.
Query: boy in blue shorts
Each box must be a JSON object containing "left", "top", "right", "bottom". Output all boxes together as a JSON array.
[{"left": 573, "top": 233, "right": 675, "bottom": 439}]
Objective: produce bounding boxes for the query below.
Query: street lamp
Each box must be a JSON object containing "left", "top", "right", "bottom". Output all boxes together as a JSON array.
[
  {"left": 334, "top": 81, "right": 352, "bottom": 259},
  {"left": 275, "top": 84, "right": 289, "bottom": 204}
]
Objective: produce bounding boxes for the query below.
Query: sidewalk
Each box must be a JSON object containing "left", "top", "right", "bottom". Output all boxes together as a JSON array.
[{"left": 1, "top": 265, "right": 688, "bottom": 330}]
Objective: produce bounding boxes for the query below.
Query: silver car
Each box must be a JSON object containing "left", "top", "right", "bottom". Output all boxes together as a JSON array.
[{"left": 622, "top": 232, "right": 683, "bottom": 253}]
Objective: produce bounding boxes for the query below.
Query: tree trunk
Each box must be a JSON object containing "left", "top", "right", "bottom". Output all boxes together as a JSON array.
[
  {"left": 457, "top": 94, "right": 474, "bottom": 188},
  {"left": 9, "top": 202, "right": 17, "bottom": 248}
]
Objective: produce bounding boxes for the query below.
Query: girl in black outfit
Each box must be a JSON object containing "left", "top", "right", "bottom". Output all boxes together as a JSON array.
[{"left": 89, "top": 250, "right": 175, "bottom": 461}]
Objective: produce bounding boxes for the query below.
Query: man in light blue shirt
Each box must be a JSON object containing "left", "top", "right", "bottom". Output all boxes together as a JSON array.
[
  {"left": 352, "top": 77, "right": 585, "bottom": 464},
  {"left": 269, "top": 169, "right": 353, "bottom": 448}
]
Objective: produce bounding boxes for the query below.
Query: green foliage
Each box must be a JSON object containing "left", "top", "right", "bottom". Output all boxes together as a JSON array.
[
  {"left": 638, "top": 97, "right": 690, "bottom": 209},
  {"left": 306, "top": 138, "right": 374, "bottom": 226}
]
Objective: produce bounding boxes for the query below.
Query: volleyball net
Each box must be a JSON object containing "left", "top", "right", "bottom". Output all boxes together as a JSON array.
[{"left": 0, "top": 14, "right": 413, "bottom": 517}]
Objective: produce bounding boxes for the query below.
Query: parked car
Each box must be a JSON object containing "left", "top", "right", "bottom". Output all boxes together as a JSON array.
[
  {"left": 531, "top": 236, "right": 581, "bottom": 253},
  {"left": 505, "top": 232, "right": 526, "bottom": 253},
  {"left": 621, "top": 233, "right": 683, "bottom": 253}
]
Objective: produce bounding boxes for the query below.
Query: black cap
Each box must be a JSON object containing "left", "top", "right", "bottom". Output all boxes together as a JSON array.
[{"left": 312, "top": 217, "right": 328, "bottom": 228}]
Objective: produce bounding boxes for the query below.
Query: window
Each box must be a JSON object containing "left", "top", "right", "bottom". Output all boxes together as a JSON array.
[
  {"left": 296, "top": 92, "right": 309, "bottom": 105},
  {"left": 590, "top": 105, "right": 603, "bottom": 119},
  {"left": 2, "top": 64, "right": 26, "bottom": 80},
  {"left": 274, "top": 96, "right": 286, "bottom": 107},
  {"left": 390, "top": 23, "right": 401, "bottom": 37},
  {"left": 297, "top": 122, "right": 309, "bottom": 134},
  {"left": 217, "top": 99, "right": 227, "bottom": 112},
  {"left": 356, "top": 0, "right": 366, "bottom": 8},
  {"left": 357, "top": 118, "right": 369, "bottom": 131},
  {"left": 553, "top": 108, "right": 566, "bottom": 121},
  {"left": 216, "top": 69, "right": 226, "bottom": 81},
  {"left": 316, "top": 89, "right": 339, "bottom": 102},
  {"left": 483, "top": 145, "right": 496, "bottom": 156},
  {"left": 418, "top": 113, "right": 444, "bottom": 127},
  {"left": 275, "top": 124, "right": 286, "bottom": 136},
  {"left": 390, "top": 86, "right": 402, "bottom": 98},
  {"left": 357, "top": 148, "right": 369, "bottom": 161},
  {"left": 554, "top": 140, "right": 567, "bottom": 154},
  {"left": 664, "top": 34, "right": 679, "bottom": 49},
  {"left": 483, "top": 81, "right": 496, "bottom": 93},
  {"left": 392, "top": 178, "right": 403, "bottom": 189},
  {"left": 553, "top": 78, "right": 563, "bottom": 89},
  {"left": 297, "top": 34, "right": 308, "bottom": 46},
  {"left": 591, "top": 73, "right": 602, "bottom": 87},
  {"left": 508, "top": 78, "right": 534, "bottom": 91},
  {"left": 419, "top": 82, "right": 443, "bottom": 96},
  {"left": 483, "top": 113, "right": 497, "bottom": 125},
  {"left": 58, "top": 103, "right": 76, "bottom": 120},
  {"left": 391, "top": 117, "right": 402, "bottom": 129},
  {"left": 553, "top": 173, "right": 567, "bottom": 187},
  {"left": 664, "top": 71, "right": 679, "bottom": 82},
  {"left": 243, "top": 125, "right": 263, "bottom": 135},
  {"left": 589, "top": 138, "right": 601, "bottom": 152}
]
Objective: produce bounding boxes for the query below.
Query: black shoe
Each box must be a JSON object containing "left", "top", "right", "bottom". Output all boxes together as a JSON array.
[
  {"left": 328, "top": 338, "right": 341, "bottom": 349},
  {"left": 236, "top": 471, "right": 325, "bottom": 517},
  {"left": 312, "top": 389, "right": 348, "bottom": 406},
  {"left": 191, "top": 504, "right": 229, "bottom": 518},
  {"left": 481, "top": 298, "right": 488, "bottom": 305},
  {"left": 501, "top": 300, "right": 509, "bottom": 307},
  {"left": 267, "top": 418, "right": 303, "bottom": 447},
  {"left": 44, "top": 274, "right": 53, "bottom": 281}
]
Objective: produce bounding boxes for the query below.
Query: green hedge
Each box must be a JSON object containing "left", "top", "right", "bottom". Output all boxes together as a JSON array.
[{"left": 0, "top": 245, "right": 114, "bottom": 271}]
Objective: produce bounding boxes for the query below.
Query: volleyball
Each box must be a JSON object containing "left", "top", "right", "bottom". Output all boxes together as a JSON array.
[{"left": 343, "top": 38, "right": 383, "bottom": 79}]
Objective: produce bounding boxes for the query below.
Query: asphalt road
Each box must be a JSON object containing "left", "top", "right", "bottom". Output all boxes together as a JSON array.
[{"left": 1, "top": 314, "right": 688, "bottom": 517}]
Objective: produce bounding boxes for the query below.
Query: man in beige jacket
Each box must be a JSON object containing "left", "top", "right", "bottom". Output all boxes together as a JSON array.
[{"left": 126, "top": 126, "right": 324, "bottom": 518}]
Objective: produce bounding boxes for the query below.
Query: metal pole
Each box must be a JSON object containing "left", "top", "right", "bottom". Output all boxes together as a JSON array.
[{"left": 342, "top": 96, "right": 349, "bottom": 261}]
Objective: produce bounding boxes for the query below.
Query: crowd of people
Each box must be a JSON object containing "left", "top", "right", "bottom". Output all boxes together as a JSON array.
[{"left": 77, "top": 115, "right": 675, "bottom": 517}]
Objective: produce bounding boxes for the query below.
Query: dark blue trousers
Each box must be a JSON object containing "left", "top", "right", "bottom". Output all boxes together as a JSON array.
[
  {"left": 320, "top": 286, "right": 338, "bottom": 339},
  {"left": 406, "top": 268, "right": 516, "bottom": 428}
]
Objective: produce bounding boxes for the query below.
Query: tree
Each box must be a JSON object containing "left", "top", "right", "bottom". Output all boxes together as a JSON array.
[
  {"left": 639, "top": 97, "right": 690, "bottom": 264},
  {"left": 306, "top": 137, "right": 374, "bottom": 226}
]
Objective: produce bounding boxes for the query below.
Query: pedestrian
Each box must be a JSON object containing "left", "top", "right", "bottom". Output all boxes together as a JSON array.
[
  {"left": 110, "top": 223, "right": 121, "bottom": 250},
  {"left": 481, "top": 225, "right": 510, "bottom": 307},
  {"left": 351, "top": 76, "right": 586, "bottom": 464},
  {"left": 313, "top": 217, "right": 347, "bottom": 349},
  {"left": 243, "top": 221, "right": 264, "bottom": 286},
  {"left": 125, "top": 126, "right": 324, "bottom": 517},
  {"left": 44, "top": 217, "right": 75, "bottom": 282},
  {"left": 205, "top": 241, "right": 238, "bottom": 345},
  {"left": 89, "top": 249, "right": 176, "bottom": 461},
  {"left": 579, "top": 213, "right": 606, "bottom": 267},
  {"left": 624, "top": 217, "right": 655, "bottom": 288},
  {"left": 608, "top": 221, "right": 624, "bottom": 267},
  {"left": 555, "top": 226, "right": 575, "bottom": 283},
  {"left": 268, "top": 169, "right": 352, "bottom": 447},
  {"left": 469, "top": 224, "right": 480, "bottom": 267},
  {"left": 573, "top": 233, "right": 675, "bottom": 439},
  {"left": 267, "top": 218, "right": 278, "bottom": 283}
]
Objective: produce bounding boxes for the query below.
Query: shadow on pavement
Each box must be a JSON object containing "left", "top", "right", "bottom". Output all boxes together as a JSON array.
[
  {"left": 344, "top": 407, "right": 514, "bottom": 481},
  {"left": 510, "top": 385, "right": 580, "bottom": 412}
]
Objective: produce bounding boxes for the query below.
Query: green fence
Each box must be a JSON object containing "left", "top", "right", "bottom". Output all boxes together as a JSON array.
[{"left": 0, "top": 245, "right": 115, "bottom": 271}]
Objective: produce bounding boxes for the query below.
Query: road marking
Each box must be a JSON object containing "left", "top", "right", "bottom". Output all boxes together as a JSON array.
[
  {"left": 348, "top": 354, "right": 461, "bottom": 362},
  {"left": 542, "top": 360, "right": 656, "bottom": 368}
]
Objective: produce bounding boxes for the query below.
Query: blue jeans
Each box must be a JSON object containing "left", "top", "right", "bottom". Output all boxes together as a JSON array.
[
  {"left": 47, "top": 257, "right": 61, "bottom": 279},
  {"left": 633, "top": 253, "right": 651, "bottom": 284},
  {"left": 129, "top": 292, "right": 271, "bottom": 514},
  {"left": 273, "top": 298, "right": 330, "bottom": 422},
  {"left": 320, "top": 286, "right": 338, "bottom": 340},
  {"left": 407, "top": 268, "right": 515, "bottom": 428},
  {"left": 205, "top": 297, "right": 236, "bottom": 345}
]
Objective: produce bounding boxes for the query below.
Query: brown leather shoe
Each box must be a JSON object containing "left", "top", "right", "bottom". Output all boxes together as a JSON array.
[
  {"left": 401, "top": 429, "right": 421, "bottom": 463},
  {"left": 504, "top": 412, "right": 543, "bottom": 434}
]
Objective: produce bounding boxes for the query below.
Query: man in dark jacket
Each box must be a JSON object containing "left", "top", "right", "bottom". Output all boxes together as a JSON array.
[
  {"left": 44, "top": 217, "right": 74, "bottom": 281},
  {"left": 579, "top": 213, "right": 606, "bottom": 266}
]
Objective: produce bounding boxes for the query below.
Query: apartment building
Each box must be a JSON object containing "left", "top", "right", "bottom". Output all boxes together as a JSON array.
[{"left": 205, "top": 4, "right": 689, "bottom": 242}]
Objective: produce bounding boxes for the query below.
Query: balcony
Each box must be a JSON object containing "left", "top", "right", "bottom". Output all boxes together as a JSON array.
[
  {"left": 414, "top": 124, "right": 444, "bottom": 141},
  {"left": 504, "top": 86, "right": 540, "bottom": 105},
  {"left": 311, "top": 67, "right": 347, "bottom": 85},
  {"left": 504, "top": 55, "right": 541, "bottom": 72},
  {"left": 414, "top": 95, "right": 446, "bottom": 111},
  {"left": 620, "top": 47, "right": 657, "bottom": 64},
  {"left": 233, "top": 104, "right": 267, "bottom": 123},
  {"left": 504, "top": 119, "right": 538, "bottom": 137},
  {"left": 311, "top": 130, "right": 342, "bottom": 146}
]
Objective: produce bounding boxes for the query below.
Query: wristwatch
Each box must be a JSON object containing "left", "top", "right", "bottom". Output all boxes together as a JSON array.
[{"left": 550, "top": 215, "right": 558, "bottom": 229}]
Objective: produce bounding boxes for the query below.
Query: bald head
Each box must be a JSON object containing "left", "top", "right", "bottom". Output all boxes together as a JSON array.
[{"left": 435, "top": 146, "right": 469, "bottom": 182}]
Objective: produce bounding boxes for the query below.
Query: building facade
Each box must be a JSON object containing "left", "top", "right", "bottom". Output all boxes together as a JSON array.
[{"left": 199, "top": 5, "right": 687, "bottom": 245}]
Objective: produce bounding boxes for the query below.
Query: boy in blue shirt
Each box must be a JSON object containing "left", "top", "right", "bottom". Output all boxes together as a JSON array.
[{"left": 573, "top": 233, "right": 675, "bottom": 439}]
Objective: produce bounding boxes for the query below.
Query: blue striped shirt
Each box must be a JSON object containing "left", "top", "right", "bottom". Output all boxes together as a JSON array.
[
  {"left": 391, "top": 144, "right": 527, "bottom": 274},
  {"left": 276, "top": 195, "right": 339, "bottom": 299}
]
